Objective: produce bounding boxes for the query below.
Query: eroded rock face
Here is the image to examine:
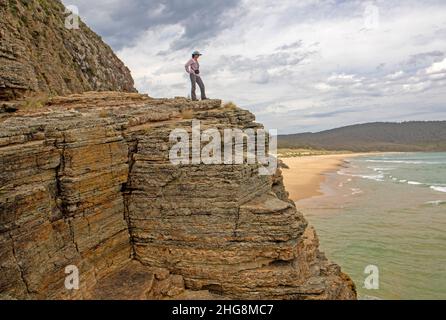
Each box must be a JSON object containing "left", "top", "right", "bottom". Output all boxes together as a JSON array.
[
  {"left": 0, "top": 0, "right": 136, "bottom": 101},
  {"left": 0, "top": 92, "right": 356, "bottom": 300}
]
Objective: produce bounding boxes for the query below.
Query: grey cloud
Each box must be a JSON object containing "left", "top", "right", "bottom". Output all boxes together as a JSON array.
[
  {"left": 62, "top": 0, "right": 446, "bottom": 134},
  {"left": 395, "top": 104, "right": 446, "bottom": 118},
  {"left": 404, "top": 51, "right": 444, "bottom": 70},
  {"left": 225, "top": 50, "right": 317, "bottom": 86},
  {"left": 220, "top": 50, "right": 317, "bottom": 75},
  {"left": 302, "top": 107, "right": 361, "bottom": 119},
  {"left": 376, "top": 63, "right": 386, "bottom": 71},
  {"left": 171, "top": 83, "right": 186, "bottom": 90},
  {"left": 319, "top": 49, "right": 445, "bottom": 100},
  {"left": 250, "top": 70, "right": 270, "bottom": 84},
  {"left": 275, "top": 40, "right": 303, "bottom": 51},
  {"left": 62, "top": 0, "right": 242, "bottom": 50},
  {"left": 412, "top": 26, "right": 446, "bottom": 46}
]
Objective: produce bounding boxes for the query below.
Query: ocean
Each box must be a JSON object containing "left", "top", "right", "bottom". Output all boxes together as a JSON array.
[{"left": 296, "top": 152, "right": 446, "bottom": 300}]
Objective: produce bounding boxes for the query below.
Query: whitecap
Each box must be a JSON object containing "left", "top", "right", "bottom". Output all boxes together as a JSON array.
[
  {"left": 407, "top": 181, "right": 423, "bottom": 185},
  {"left": 357, "top": 174, "right": 385, "bottom": 182},
  {"left": 365, "top": 160, "right": 443, "bottom": 165},
  {"left": 337, "top": 170, "right": 384, "bottom": 182},
  {"left": 368, "top": 167, "right": 395, "bottom": 171},
  {"left": 337, "top": 170, "right": 353, "bottom": 177},
  {"left": 425, "top": 200, "right": 446, "bottom": 205},
  {"left": 430, "top": 186, "right": 446, "bottom": 193},
  {"left": 359, "top": 295, "right": 382, "bottom": 300}
]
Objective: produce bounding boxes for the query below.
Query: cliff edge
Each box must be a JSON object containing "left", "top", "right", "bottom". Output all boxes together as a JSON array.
[
  {"left": 0, "top": 92, "right": 356, "bottom": 299},
  {"left": 0, "top": 0, "right": 356, "bottom": 300}
]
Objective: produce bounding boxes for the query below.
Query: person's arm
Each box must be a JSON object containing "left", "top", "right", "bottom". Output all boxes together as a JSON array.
[{"left": 185, "top": 59, "right": 192, "bottom": 74}]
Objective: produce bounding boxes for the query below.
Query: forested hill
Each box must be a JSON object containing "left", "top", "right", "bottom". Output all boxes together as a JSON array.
[{"left": 278, "top": 121, "right": 446, "bottom": 152}]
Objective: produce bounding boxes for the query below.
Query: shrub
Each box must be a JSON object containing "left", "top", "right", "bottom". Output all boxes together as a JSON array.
[
  {"left": 20, "top": 93, "right": 50, "bottom": 111},
  {"left": 223, "top": 101, "right": 238, "bottom": 110}
]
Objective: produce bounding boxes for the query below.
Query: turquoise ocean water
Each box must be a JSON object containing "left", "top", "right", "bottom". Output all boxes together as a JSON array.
[{"left": 297, "top": 152, "right": 446, "bottom": 300}]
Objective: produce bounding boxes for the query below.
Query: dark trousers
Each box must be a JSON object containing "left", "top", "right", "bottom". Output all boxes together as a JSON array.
[{"left": 190, "top": 73, "right": 206, "bottom": 100}]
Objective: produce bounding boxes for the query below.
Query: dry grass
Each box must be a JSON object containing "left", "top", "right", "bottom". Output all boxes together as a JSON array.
[
  {"left": 181, "top": 109, "right": 194, "bottom": 119},
  {"left": 20, "top": 93, "right": 50, "bottom": 111},
  {"left": 98, "top": 109, "right": 110, "bottom": 118},
  {"left": 223, "top": 101, "right": 238, "bottom": 110}
]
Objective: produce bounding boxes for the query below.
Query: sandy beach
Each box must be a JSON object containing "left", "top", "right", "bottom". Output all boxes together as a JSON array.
[
  {"left": 280, "top": 153, "right": 370, "bottom": 202},
  {"left": 281, "top": 152, "right": 446, "bottom": 299}
]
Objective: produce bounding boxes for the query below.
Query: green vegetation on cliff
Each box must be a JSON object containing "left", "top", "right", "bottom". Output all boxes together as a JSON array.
[
  {"left": 0, "top": 0, "right": 136, "bottom": 101},
  {"left": 279, "top": 121, "right": 446, "bottom": 152}
]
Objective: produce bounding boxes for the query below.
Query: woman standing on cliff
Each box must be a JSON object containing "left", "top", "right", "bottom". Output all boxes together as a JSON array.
[{"left": 185, "top": 51, "right": 208, "bottom": 101}]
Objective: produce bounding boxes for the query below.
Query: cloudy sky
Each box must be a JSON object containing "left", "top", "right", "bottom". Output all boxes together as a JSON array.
[{"left": 62, "top": 0, "right": 446, "bottom": 133}]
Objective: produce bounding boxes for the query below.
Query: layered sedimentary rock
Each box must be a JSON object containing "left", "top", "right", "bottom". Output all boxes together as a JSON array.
[
  {"left": 0, "top": 92, "right": 356, "bottom": 300},
  {"left": 0, "top": 0, "right": 136, "bottom": 101}
]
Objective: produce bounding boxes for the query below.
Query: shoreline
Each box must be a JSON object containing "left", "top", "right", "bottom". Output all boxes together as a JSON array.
[
  {"left": 280, "top": 151, "right": 446, "bottom": 300},
  {"left": 280, "top": 153, "right": 380, "bottom": 202}
]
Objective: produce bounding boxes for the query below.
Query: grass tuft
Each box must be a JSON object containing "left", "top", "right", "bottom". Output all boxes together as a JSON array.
[
  {"left": 20, "top": 93, "right": 50, "bottom": 111},
  {"left": 223, "top": 101, "right": 238, "bottom": 110}
]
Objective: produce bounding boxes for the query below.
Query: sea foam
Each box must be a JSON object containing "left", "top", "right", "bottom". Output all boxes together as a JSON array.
[
  {"left": 365, "top": 160, "right": 443, "bottom": 165},
  {"left": 408, "top": 181, "right": 423, "bottom": 185},
  {"left": 430, "top": 186, "right": 446, "bottom": 193},
  {"left": 425, "top": 200, "right": 446, "bottom": 206}
]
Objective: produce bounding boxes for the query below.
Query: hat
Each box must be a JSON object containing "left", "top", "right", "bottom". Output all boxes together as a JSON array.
[{"left": 192, "top": 51, "right": 202, "bottom": 56}]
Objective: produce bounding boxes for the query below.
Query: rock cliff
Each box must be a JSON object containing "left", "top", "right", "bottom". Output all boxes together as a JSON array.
[
  {"left": 0, "top": 0, "right": 356, "bottom": 300},
  {"left": 0, "top": 0, "right": 136, "bottom": 102},
  {"left": 0, "top": 92, "right": 356, "bottom": 300}
]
